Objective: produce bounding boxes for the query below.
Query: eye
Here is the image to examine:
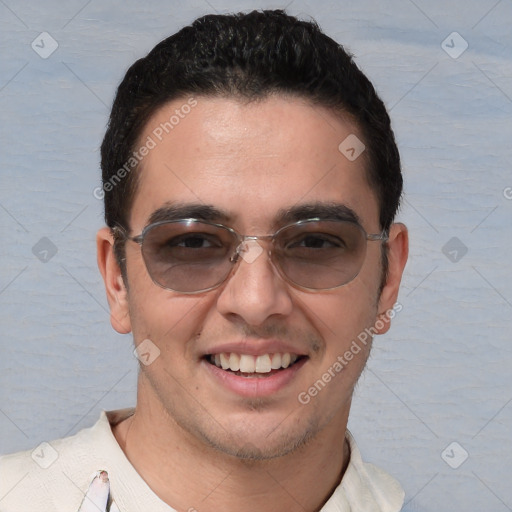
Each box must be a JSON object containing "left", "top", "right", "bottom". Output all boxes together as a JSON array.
[
  {"left": 288, "top": 234, "right": 346, "bottom": 250},
  {"left": 168, "top": 234, "right": 222, "bottom": 249},
  {"left": 152, "top": 232, "right": 228, "bottom": 264}
]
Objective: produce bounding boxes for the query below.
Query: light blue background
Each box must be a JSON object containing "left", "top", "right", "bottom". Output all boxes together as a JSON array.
[{"left": 1, "top": 1, "right": 511, "bottom": 510}]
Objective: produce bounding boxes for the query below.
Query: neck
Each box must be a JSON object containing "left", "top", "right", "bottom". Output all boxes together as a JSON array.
[{"left": 113, "top": 381, "right": 351, "bottom": 512}]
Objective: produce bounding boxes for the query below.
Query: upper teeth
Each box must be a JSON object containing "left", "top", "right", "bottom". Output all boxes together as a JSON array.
[{"left": 211, "top": 353, "right": 299, "bottom": 373}]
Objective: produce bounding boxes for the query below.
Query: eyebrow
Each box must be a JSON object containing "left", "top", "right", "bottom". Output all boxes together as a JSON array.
[
  {"left": 145, "top": 201, "right": 361, "bottom": 228},
  {"left": 146, "top": 202, "right": 231, "bottom": 225},
  {"left": 276, "top": 202, "right": 362, "bottom": 226}
]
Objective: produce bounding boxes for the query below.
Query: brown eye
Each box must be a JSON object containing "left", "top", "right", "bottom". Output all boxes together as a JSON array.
[
  {"left": 287, "top": 234, "right": 346, "bottom": 249},
  {"left": 167, "top": 234, "right": 222, "bottom": 249}
]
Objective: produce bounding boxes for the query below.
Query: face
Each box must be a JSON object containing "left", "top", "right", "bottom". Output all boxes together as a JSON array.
[{"left": 98, "top": 94, "right": 407, "bottom": 460}]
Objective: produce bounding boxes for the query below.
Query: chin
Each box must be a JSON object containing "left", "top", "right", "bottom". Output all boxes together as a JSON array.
[{"left": 186, "top": 411, "right": 321, "bottom": 461}]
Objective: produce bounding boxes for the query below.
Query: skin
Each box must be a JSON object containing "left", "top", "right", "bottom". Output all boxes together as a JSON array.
[{"left": 97, "top": 94, "right": 408, "bottom": 512}]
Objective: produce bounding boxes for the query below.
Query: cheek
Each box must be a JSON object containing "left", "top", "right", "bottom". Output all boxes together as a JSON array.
[
  {"left": 302, "top": 281, "right": 379, "bottom": 355},
  {"left": 308, "top": 292, "right": 377, "bottom": 401},
  {"left": 124, "top": 248, "right": 195, "bottom": 343},
  {"left": 126, "top": 266, "right": 212, "bottom": 362}
]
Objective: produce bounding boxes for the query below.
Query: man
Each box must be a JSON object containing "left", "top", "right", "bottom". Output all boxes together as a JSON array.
[{"left": 0, "top": 9, "right": 408, "bottom": 511}]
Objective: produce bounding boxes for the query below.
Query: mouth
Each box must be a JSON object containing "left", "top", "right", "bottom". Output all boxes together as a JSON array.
[{"left": 205, "top": 352, "right": 307, "bottom": 378}]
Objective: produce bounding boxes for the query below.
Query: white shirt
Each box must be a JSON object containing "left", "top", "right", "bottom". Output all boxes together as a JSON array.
[{"left": 0, "top": 409, "right": 404, "bottom": 511}]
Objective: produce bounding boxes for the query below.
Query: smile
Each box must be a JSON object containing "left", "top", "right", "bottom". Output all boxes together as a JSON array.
[{"left": 207, "top": 352, "right": 303, "bottom": 376}]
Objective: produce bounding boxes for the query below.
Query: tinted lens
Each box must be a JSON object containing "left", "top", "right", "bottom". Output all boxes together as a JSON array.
[
  {"left": 138, "top": 219, "right": 369, "bottom": 292},
  {"left": 141, "top": 221, "right": 236, "bottom": 292},
  {"left": 273, "top": 220, "right": 367, "bottom": 289}
]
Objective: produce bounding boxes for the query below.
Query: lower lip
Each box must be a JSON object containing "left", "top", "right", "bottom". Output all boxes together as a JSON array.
[{"left": 203, "top": 358, "right": 308, "bottom": 397}]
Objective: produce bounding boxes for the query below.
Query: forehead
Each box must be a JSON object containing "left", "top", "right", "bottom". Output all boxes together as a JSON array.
[{"left": 130, "top": 95, "right": 379, "bottom": 231}]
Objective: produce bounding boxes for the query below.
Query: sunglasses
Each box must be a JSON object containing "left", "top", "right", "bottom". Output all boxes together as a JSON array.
[{"left": 113, "top": 217, "right": 388, "bottom": 293}]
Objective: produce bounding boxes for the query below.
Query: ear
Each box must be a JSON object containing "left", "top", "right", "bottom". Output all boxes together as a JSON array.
[
  {"left": 96, "top": 227, "right": 132, "bottom": 334},
  {"left": 374, "top": 222, "right": 409, "bottom": 335}
]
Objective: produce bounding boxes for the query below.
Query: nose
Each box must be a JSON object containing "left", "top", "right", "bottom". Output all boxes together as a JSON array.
[{"left": 216, "top": 239, "right": 293, "bottom": 326}]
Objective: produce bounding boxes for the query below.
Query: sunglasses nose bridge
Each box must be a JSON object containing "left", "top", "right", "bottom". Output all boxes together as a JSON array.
[{"left": 230, "top": 235, "right": 274, "bottom": 264}]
